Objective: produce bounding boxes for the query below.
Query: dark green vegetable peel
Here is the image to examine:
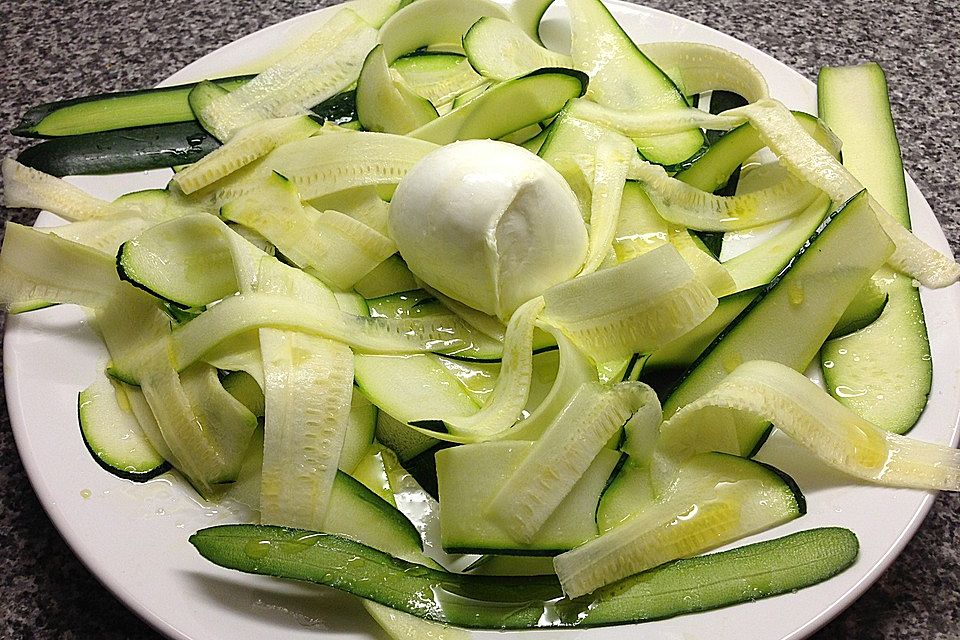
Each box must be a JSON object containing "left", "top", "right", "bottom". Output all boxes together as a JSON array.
[{"left": 189, "top": 525, "right": 859, "bottom": 629}]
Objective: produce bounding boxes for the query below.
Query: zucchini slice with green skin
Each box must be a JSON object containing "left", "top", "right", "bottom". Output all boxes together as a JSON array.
[
  {"left": 14, "top": 91, "right": 358, "bottom": 177},
  {"left": 566, "top": 0, "right": 703, "bottom": 165},
  {"left": 190, "top": 525, "right": 859, "bottom": 629},
  {"left": 117, "top": 214, "right": 241, "bottom": 309},
  {"left": 79, "top": 376, "right": 170, "bottom": 481},
  {"left": 377, "top": 0, "right": 512, "bottom": 63},
  {"left": 391, "top": 53, "right": 485, "bottom": 107},
  {"left": 409, "top": 68, "right": 587, "bottom": 145},
  {"left": 17, "top": 122, "right": 220, "bottom": 177},
  {"left": 12, "top": 76, "right": 251, "bottom": 138},
  {"left": 356, "top": 45, "right": 439, "bottom": 134},
  {"left": 662, "top": 191, "right": 895, "bottom": 454},
  {"left": 558, "top": 451, "right": 805, "bottom": 597},
  {"left": 818, "top": 62, "right": 932, "bottom": 435},
  {"left": 437, "top": 442, "right": 620, "bottom": 555}
]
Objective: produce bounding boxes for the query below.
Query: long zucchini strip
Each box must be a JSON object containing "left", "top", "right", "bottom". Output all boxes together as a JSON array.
[
  {"left": 641, "top": 41, "right": 769, "bottom": 102},
  {"left": 661, "top": 360, "right": 960, "bottom": 491},
  {"left": 440, "top": 296, "right": 544, "bottom": 438},
  {"left": 487, "top": 381, "right": 658, "bottom": 543},
  {"left": 12, "top": 76, "right": 251, "bottom": 138},
  {"left": 0, "top": 223, "right": 120, "bottom": 311},
  {"left": 554, "top": 452, "right": 804, "bottom": 598},
  {"left": 190, "top": 524, "right": 859, "bottom": 629},
  {"left": 541, "top": 244, "right": 718, "bottom": 363},
  {"left": 259, "top": 329, "right": 355, "bottom": 530},
  {"left": 578, "top": 135, "right": 635, "bottom": 276},
  {"left": 173, "top": 116, "right": 320, "bottom": 194},
  {"left": 732, "top": 99, "right": 960, "bottom": 287},
  {"left": 722, "top": 195, "right": 832, "bottom": 293},
  {"left": 200, "top": 8, "right": 377, "bottom": 141},
  {"left": 260, "top": 130, "right": 438, "bottom": 199},
  {"left": 567, "top": 99, "right": 748, "bottom": 138},
  {"left": 627, "top": 157, "right": 822, "bottom": 232},
  {"left": 163, "top": 293, "right": 461, "bottom": 373},
  {"left": 818, "top": 62, "right": 932, "bottom": 435},
  {"left": 3, "top": 157, "right": 110, "bottom": 221}
]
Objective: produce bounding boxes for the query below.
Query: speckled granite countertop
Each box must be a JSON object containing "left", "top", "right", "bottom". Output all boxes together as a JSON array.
[{"left": 0, "top": 1, "right": 957, "bottom": 638}]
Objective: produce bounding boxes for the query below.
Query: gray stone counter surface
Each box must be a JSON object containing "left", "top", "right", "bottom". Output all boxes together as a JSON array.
[{"left": 0, "top": 1, "right": 957, "bottom": 638}]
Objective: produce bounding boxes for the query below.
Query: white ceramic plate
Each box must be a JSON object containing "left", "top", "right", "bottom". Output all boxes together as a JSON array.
[{"left": 6, "top": 2, "right": 960, "bottom": 639}]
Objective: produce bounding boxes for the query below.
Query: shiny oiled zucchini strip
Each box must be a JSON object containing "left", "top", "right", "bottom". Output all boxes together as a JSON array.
[
  {"left": 199, "top": 8, "right": 377, "bottom": 141},
  {"left": 260, "top": 130, "right": 438, "bottom": 200},
  {"left": 660, "top": 360, "right": 960, "bottom": 491},
  {"left": 165, "top": 293, "right": 461, "bottom": 374},
  {"left": 732, "top": 99, "right": 960, "bottom": 287},
  {"left": 440, "top": 296, "right": 544, "bottom": 439},
  {"left": 567, "top": 99, "right": 748, "bottom": 138},
  {"left": 259, "top": 329, "right": 355, "bottom": 530},
  {"left": 567, "top": 0, "right": 703, "bottom": 166},
  {"left": 627, "top": 156, "right": 822, "bottom": 232},
  {"left": 553, "top": 451, "right": 805, "bottom": 598},
  {"left": 118, "top": 214, "right": 245, "bottom": 308},
  {"left": 641, "top": 41, "right": 769, "bottom": 102},
  {"left": 2, "top": 157, "right": 110, "bottom": 221},
  {"left": 541, "top": 244, "right": 718, "bottom": 363},
  {"left": 190, "top": 524, "right": 860, "bottom": 628},
  {"left": 173, "top": 116, "right": 320, "bottom": 194},
  {"left": 487, "top": 381, "right": 659, "bottom": 543},
  {"left": 0, "top": 223, "right": 120, "bottom": 312},
  {"left": 721, "top": 195, "right": 832, "bottom": 293},
  {"left": 578, "top": 134, "right": 635, "bottom": 276}
]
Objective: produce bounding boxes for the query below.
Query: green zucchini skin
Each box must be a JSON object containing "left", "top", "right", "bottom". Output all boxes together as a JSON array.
[
  {"left": 17, "top": 122, "right": 220, "bottom": 177},
  {"left": 77, "top": 390, "right": 171, "bottom": 483},
  {"left": 11, "top": 76, "right": 253, "bottom": 138},
  {"left": 14, "top": 91, "right": 358, "bottom": 177},
  {"left": 190, "top": 525, "right": 859, "bottom": 629},
  {"left": 663, "top": 192, "right": 889, "bottom": 455}
]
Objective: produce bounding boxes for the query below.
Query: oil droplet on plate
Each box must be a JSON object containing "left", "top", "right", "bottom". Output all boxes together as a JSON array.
[{"left": 80, "top": 489, "right": 92, "bottom": 499}]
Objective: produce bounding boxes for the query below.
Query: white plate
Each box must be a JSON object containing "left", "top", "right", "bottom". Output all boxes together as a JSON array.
[{"left": 5, "top": 2, "right": 960, "bottom": 640}]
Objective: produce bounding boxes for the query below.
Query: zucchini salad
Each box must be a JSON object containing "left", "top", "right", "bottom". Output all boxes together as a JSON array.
[{"left": 3, "top": 0, "right": 959, "bottom": 636}]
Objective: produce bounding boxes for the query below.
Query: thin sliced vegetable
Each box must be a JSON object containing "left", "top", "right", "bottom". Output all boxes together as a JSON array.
[
  {"left": 3, "top": 157, "right": 110, "bottom": 220},
  {"left": 190, "top": 525, "right": 860, "bottom": 628},
  {"left": 199, "top": 8, "right": 377, "bottom": 141},
  {"left": 661, "top": 360, "right": 960, "bottom": 491},
  {"left": 818, "top": 62, "right": 933, "bottom": 434},
  {"left": 731, "top": 99, "right": 960, "bottom": 287},
  {"left": 173, "top": 115, "right": 320, "bottom": 194},
  {"left": 641, "top": 42, "right": 768, "bottom": 102},
  {"left": 357, "top": 45, "right": 439, "bottom": 134},
  {"left": 487, "top": 381, "right": 658, "bottom": 543},
  {"left": 541, "top": 244, "right": 717, "bottom": 363},
  {"left": 555, "top": 451, "right": 805, "bottom": 597}
]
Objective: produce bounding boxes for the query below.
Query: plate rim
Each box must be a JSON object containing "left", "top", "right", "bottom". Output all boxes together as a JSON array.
[{"left": 4, "top": 2, "right": 959, "bottom": 640}]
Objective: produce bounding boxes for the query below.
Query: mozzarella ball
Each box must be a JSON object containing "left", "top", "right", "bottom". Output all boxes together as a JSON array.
[{"left": 389, "top": 139, "right": 588, "bottom": 319}]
